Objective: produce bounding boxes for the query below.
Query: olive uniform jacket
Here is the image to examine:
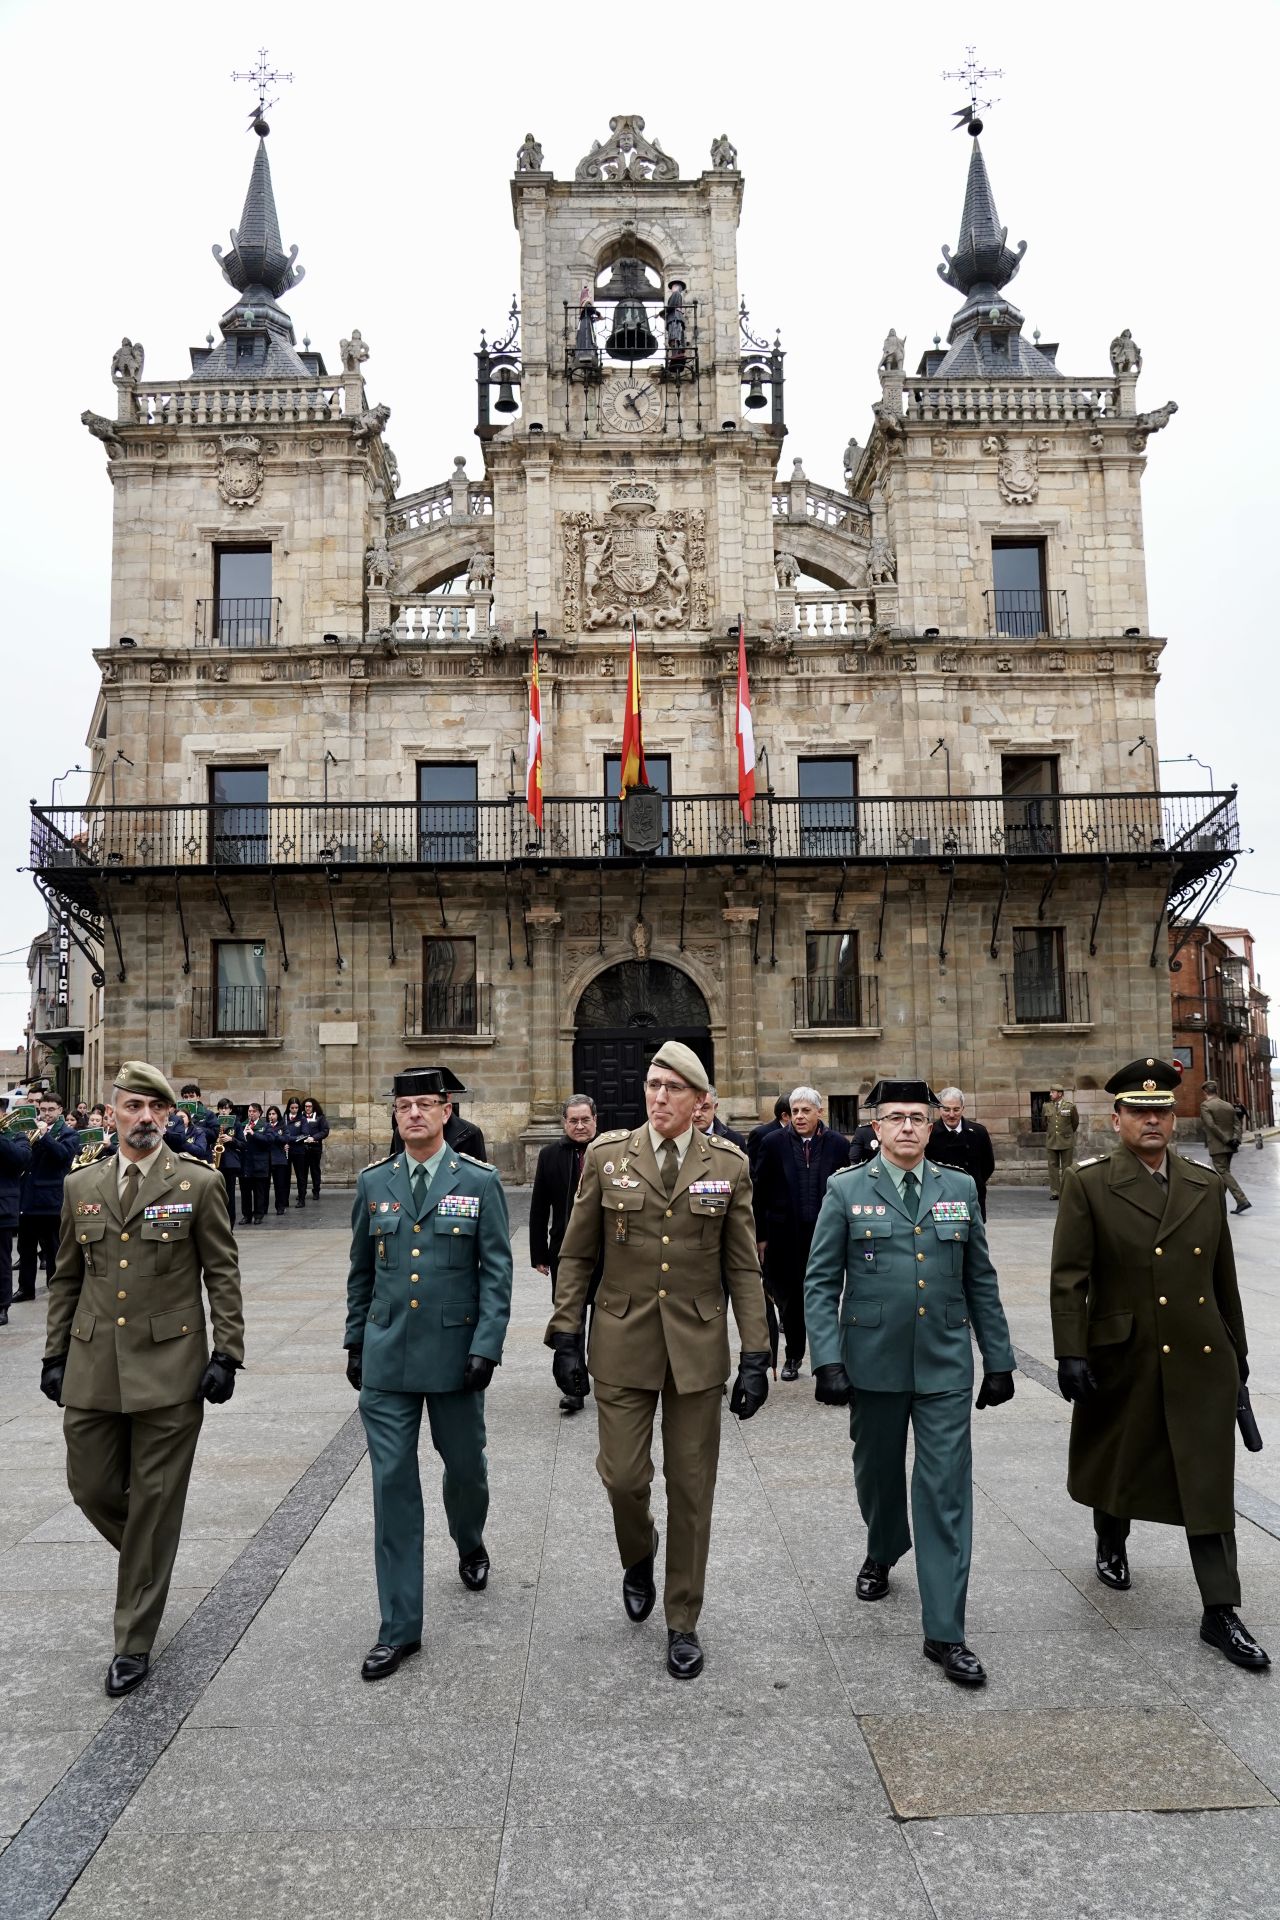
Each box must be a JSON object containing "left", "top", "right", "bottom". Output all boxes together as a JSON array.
[
  {"left": 1043, "top": 1100, "right": 1079, "bottom": 1151},
  {"left": 806, "top": 1159, "right": 1015, "bottom": 1393},
  {"left": 1050, "top": 1147, "right": 1245, "bottom": 1534},
  {"left": 345, "top": 1150, "right": 512, "bottom": 1394},
  {"left": 1199, "top": 1095, "right": 1241, "bottom": 1157},
  {"left": 548, "top": 1126, "right": 769, "bottom": 1395},
  {"left": 46, "top": 1150, "right": 245, "bottom": 1413}
]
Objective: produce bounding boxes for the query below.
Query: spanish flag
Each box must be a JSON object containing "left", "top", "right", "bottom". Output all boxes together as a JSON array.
[
  {"left": 619, "top": 615, "right": 647, "bottom": 795},
  {"left": 526, "top": 635, "right": 544, "bottom": 829}
]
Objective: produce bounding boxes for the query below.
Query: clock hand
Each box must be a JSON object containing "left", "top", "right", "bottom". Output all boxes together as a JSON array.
[
  {"left": 632, "top": 384, "right": 652, "bottom": 401},
  {"left": 623, "top": 392, "right": 641, "bottom": 414}
]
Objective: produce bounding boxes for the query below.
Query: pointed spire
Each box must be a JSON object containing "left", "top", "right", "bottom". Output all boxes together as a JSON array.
[
  {"left": 212, "top": 134, "right": 304, "bottom": 299},
  {"left": 937, "top": 137, "right": 1025, "bottom": 300}
]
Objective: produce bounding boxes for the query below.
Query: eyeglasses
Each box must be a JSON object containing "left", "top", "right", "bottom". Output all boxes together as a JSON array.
[
  {"left": 645, "top": 1077, "right": 692, "bottom": 1096},
  {"left": 878, "top": 1112, "right": 927, "bottom": 1129},
  {"left": 394, "top": 1098, "right": 446, "bottom": 1114}
]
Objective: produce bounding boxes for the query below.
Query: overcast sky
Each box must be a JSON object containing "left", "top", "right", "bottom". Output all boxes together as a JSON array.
[{"left": 1, "top": 0, "right": 1276, "bottom": 1042}]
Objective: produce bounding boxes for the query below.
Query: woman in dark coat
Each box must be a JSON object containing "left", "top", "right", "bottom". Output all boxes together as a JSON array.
[
  {"left": 294, "top": 1097, "right": 329, "bottom": 1204},
  {"left": 262, "top": 1104, "right": 291, "bottom": 1215},
  {"left": 212, "top": 1098, "right": 243, "bottom": 1228},
  {"left": 241, "top": 1102, "right": 271, "bottom": 1225},
  {"left": 285, "top": 1099, "right": 306, "bottom": 1206}
]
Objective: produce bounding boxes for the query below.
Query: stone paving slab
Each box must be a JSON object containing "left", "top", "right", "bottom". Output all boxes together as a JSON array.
[{"left": 862, "top": 1706, "right": 1277, "bottom": 1817}]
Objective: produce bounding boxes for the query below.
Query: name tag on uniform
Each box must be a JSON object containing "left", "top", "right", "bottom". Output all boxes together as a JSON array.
[
  {"left": 144, "top": 1203, "right": 193, "bottom": 1220},
  {"left": 438, "top": 1194, "right": 480, "bottom": 1219},
  {"left": 689, "top": 1181, "right": 731, "bottom": 1195},
  {"left": 931, "top": 1200, "right": 970, "bottom": 1223}
]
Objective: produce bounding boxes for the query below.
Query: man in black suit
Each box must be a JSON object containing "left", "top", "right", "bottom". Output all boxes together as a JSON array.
[
  {"left": 530, "top": 1094, "right": 599, "bottom": 1413},
  {"left": 693, "top": 1085, "right": 747, "bottom": 1152},
  {"left": 753, "top": 1085, "right": 848, "bottom": 1379},
  {"left": 846, "top": 1121, "right": 880, "bottom": 1167},
  {"left": 747, "top": 1095, "right": 790, "bottom": 1177},
  {"left": 925, "top": 1086, "right": 996, "bottom": 1218}
]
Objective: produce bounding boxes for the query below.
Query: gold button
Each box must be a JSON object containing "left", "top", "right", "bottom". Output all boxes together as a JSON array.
[
  {"left": 413, "top": 1225, "right": 421, "bottom": 1234},
  {"left": 617, "top": 1203, "right": 624, "bottom": 1211},
  {"left": 918, "top": 1306, "right": 926, "bottom": 1316},
  {"left": 1162, "top": 1344, "right": 1171, "bottom": 1354},
  {"left": 452, "top": 1226, "right": 460, "bottom": 1235},
  {"left": 119, "top": 1259, "right": 128, "bottom": 1269},
  {"left": 1193, "top": 1247, "right": 1201, "bottom": 1256},
  {"left": 1158, "top": 1296, "right": 1168, "bottom": 1306},
  {"left": 661, "top": 1262, "right": 670, "bottom": 1272},
  {"left": 1155, "top": 1247, "right": 1163, "bottom": 1256},
  {"left": 865, "top": 1230, "right": 872, "bottom": 1238},
  {"left": 412, "top": 1250, "right": 420, "bottom": 1259},
  {"left": 121, "top": 1232, "right": 130, "bottom": 1242},
  {"left": 917, "top": 1253, "right": 925, "bottom": 1262},
  {"left": 117, "top": 1290, "right": 126, "bottom": 1300},
  {"left": 914, "top": 1226, "right": 922, "bottom": 1236},
  {"left": 1204, "top": 1345, "right": 1212, "bottom": 1354},
  {"left": 410, "top": 1276, "right": 418, "bottom": 1285},
  {"left": 662, "top": 1235, "right": 670, "bottom": 1244},
  {"left": 1199, "top": 1296, "right": 1206, "bottom": 1305},
  {"left": 181, "top": 1325, "right": 188, "bottom": 1333},
  {"left": 79, "top": 1233, "right": 87, "bottom": 1242},
  {"left": 161, "top": 1232, "right": 169, "bottom": 1241},
  {"left": 117, "top": 1316, "right": 126, "bottom": 1326},
  {"left": 658, "top": 1288, "right": 667, "bottom": 1298},
  {"left": 918, "top": 1279, "right": 926, "bottom": 1290},
  {"left": 410, "top": 1299, "right": 419, "bottom": 1309},
  {"left": 665, "top": 1210, "right": 672, "bottom": 1218}
]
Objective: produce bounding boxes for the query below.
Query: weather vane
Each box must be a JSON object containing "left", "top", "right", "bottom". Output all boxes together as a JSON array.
[
  {"left": 942, "top": 44, "right": 1002, "bottom": 136},
  {"left": 231, "top": 47, "right": 293, "bottom": 137}
]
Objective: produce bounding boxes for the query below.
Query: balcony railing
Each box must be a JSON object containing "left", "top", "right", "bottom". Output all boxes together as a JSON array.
[
  {"left": 190, "top": 984, "right": 280, "bottom": 1040},
  {"left": 1002, "top": 969, "right": 1091, "bottom": 1026},
  {"left": 1173, "top": 993, "right": 1249, "bottom": 1036},
  {"left": 983, "top": 588, "right": 1069, "bottom": 639},
  {"left": 403, "top": 980, "right": 492, "bottom": 1038},
  {"left": 792, "top": 974, "right": 880, "bottom": 1029},
  {"left": 195, "top": 598, "right": 282, "bottom": 647},
  {"left": 1251, "top": 1032, "right": 1277, "bottom": 1062},
  {"left": 30, "top": 790, "right": 1239, "bottom": 880}
]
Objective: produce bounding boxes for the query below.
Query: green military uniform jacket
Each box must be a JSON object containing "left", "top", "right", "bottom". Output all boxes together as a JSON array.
[
  {"left": 548, "top": 1125, "right": 769, "bottom": 1394},
  {"left": 1200, "top": 1095, "right": 1241, "bottom": 1157},
  {"left": 1050, "top": 1147, "right": 1245, "bottom": 1533},
  {"left": 1044, "top": 1099, "right": 1079, "bottom": 1151},
  {"left": 806, "top": 1158, "right": 1015, "bottom": 1392},
  {"left": 345, "top": 1150, "right": 511, "bottom": 1394},
  {"left": 46, "top": 1150, "right": 244, "bottom": 1413}
]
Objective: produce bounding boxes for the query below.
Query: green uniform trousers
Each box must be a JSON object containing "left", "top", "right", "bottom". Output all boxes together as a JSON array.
[
  {"left": 1094, "top": 1510, "right": 1241, "bottom": 1608},
  {"left": 1209, "top": 1153, "right": 1249, "bottom": 1209},
  {"left": 64, "top": 1400, "right": 204, "bottom": 1655},
  {"left": 851, "top": 1388, "right": 973, "bottom": 1644},
  {"left": 359, "top": 1386, "right": 488, "bottom": 1644},
  {"left": 1047, "top": 1148, "right": 1074, "bottom": 1197},
  {"left": 593, "top": 1375, "right": 723, "bottom": 1633}
]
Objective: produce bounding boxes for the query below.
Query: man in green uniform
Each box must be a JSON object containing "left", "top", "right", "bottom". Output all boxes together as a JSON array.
[
  {"left": 548, "top": 1040, "right": 771, "bottom": 1680},
  {"left": 1051, "top": 1057, "right": 1267, "bottom": 1669},
  {"left": 1044, "top": 1084, "right": 1079, "bottom": 1199},
  {"left": 345, "top": 1067, "right": 512, "bottom": 1681},
  {"left": 41, "top": 1061, "right": 244, "bottom": 1697},
  {"left": 805, "top": 1078, "right": 1016, "bottom": 1687},
  {"left": 1199, "top": 1079, "right": 1251, "bottom": 1214}
]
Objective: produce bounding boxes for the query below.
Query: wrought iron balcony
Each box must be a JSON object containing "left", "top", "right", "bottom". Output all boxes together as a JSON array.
[
  {"left": 404, "top": 981, "right": 492, "bottom": 1039},
  {"left": 1173, "top": 992, "right": 1249, "bottom": 1037},
  {"left": 190, "top": 984, "right": 280, "bottom": 1040},
  {"left": 982, "top": 588, "right": 1069, "bottom": 639},
  {"left": 195, "top": 597, "right": 282, "bottom": 647},
  {"left": 792, "top": 974, "right": 880, "bottom": 1029},
  {"left": 29, "top": 789, "right": 1239, "bottom": 903},
  {"left": 1002, "top": 969, "right": 1091, "bottom": 1026}
]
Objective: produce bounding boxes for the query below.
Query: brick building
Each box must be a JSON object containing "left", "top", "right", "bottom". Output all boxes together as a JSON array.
[
  {"left": 31, "top": 110, "right": 1240, "bottom": 1179},
  {"left": 1170, "top": 922, "right": 1274, "bottom": 1128}
]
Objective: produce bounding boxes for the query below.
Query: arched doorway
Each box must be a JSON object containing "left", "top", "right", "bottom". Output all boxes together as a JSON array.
[{"left": 573, "top": 961, "right": 712, "bottom": 1132}]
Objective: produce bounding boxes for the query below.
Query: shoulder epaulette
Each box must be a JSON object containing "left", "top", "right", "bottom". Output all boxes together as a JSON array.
[
  {"left": 457, "top": 1151, "right": 496, "bottom": 1170},
  {"left": 594, "top": 1129, "right": 629, "bottom": 1144},
  {"left": 178, "top": 1151, "right": 213, "bottom": 1168},
  {"left": 362, "top": 1153, "right": 395, "bottom": 1173},
  {"left": 65, "top": 1157, "right": 101, "bottom": 1179},
  {"left": 708, "top": 1134, "right": 745, "bottom": 1156},
  {"left": 1074, "top": 1154, "right": 1109, "bottom": 1171}
]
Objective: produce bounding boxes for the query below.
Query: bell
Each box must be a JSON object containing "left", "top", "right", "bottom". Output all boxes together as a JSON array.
[
  {"left": 604, "top": 258, "right": 657, "bottom": 361},
  {"left": 494, "top": 370, "right": 518, "bottom": 414},
  {"left": 744, "top": 367, "right": 767, "bottom": 409}
]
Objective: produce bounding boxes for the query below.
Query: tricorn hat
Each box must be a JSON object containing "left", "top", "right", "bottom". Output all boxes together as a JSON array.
[
  {"left": 1104, "top": 1057, "right": 1179, "bottom": 1108},
  {"left": 865, "top": 1079, "right": 938, "bottom": 1109},
  {"left": 113, "top": 1060, "right": 178, "bottom": 1106},
  {"left": 391, "top": 1067, "right": 464, "bottom": 1100}
]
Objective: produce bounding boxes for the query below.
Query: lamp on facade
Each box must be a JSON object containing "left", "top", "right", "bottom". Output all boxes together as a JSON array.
[
  {"left": 51, "top": 765, "right": 85, "bottom": 807},
  {"left": 117, "top": 636, "right": 136, "bottom": 648}
]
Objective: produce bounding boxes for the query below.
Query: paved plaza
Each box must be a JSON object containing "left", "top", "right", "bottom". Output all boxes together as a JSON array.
[{"left": 2, "top": 1147, "right": 1278, "bottom": 1919}]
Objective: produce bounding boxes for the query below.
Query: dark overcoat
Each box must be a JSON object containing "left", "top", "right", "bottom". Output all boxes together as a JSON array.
[{"left": 1050, "top": 1146, "right": 1246, "bottom": 1533}]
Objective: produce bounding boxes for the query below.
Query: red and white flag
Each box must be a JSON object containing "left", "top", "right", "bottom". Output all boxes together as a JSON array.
[
  {"left": 526, "top": 635, "right": 544, "bottom": 829},
  {"left": 735, "top": 615, "right": 756, "bottom": 824},
  {"left": 619, "top": 614, "right": 647, "bottom": 795}
]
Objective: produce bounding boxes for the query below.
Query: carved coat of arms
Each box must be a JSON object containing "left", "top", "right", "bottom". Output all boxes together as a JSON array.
[
  {"left": 562, "top": 480, "right": 707, "bottom": 632},
  {"left": 217, "top": 434, "right": 263, "bottom": 509},
  {"left": 991, "top": 436, "right": 1051, "bottom": 506}
]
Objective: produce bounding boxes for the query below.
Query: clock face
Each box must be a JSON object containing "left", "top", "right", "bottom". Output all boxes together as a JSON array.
[{"left": 600, "top": 377, "right": 659, "bottom": 433}]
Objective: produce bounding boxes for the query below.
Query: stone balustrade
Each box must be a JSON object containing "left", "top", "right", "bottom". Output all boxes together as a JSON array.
[
  {"left": 388, "top": 479, "right": 494, "bottom": 537},
  {"left": 392, "top": 592, "right": 486, "bottom": 642},
  {"left": 905, "top": 382, "right": 1121, "bottom": 424},
  {"left": 129, "top": 382, "right": 346, "bottom": 426},
  {"left": 789, "top": 590, "right": 875, "bottom": 639}
]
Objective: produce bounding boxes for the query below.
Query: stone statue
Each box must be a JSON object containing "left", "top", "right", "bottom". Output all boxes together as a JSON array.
[
  {"left": 110, "top": 337, "right": 144, "bottom": 384},
  {"left": 365, "top": 540, "right": 393, "bottom": 590},
  {"left": 574, "top": 115, "right": 679, "bottom": 184},
  {"left": 339, "top": 330, "right": 370, "bottom": 374},
  {"left": 1135, "top": 399, "right": 1178, "bottom": 433},
  {"left": 466, "top": 549, "right": 495, "bottom": 594},
  {"left": 868, "top": 536, "right": 896, "bottom": 585},
  {"left": 630, "top": 917, "right": 651, "bottom": 961},
  {"left": 1109, "top": 328, "right": 1142, "bottom": 375},
  {"left": 382, "top": 443, "right": 401, "bottom": 495},
  {"left": 842, "top": 436, "right": 861, "bottom": 484},
  {"left": 774, "top": 550, "right": 799, "bottom": 588},
  {"left": 81, "top": 409, "right": 122, "bottom": 458},
  {"left": 515, "top": 133, "right": 544, "bottom": 172},
  {"left": 351, "top": 402, "right": 391, "bottom": 444},
  {"left": 574, "top": 297, "right": 600, "bottom": 366},
  {"left": 879, "top": 329, "right": 905, "bottom": 375},
  {"left": 710, "top": 133, "right": 738, "bottom": 169},
  {"left": 664, "top": 280, "right": 686, "bottom": 361}
]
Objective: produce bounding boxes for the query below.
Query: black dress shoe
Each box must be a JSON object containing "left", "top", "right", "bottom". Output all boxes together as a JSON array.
[
  {"left": 1200, "top": 1607, "right": 1271, "bottom": 1669},
  {"left": 0, "top": 1309, "right": 8, "bottom": 1326},
  {"left": 1234, "top": 1202, "right": 1252, "bottom": 1215},
  {"left": 666, "top": 1629, "right": 704, "bottom": 1679},
  {"left": 780, "top": 1359, "right": 801, "bottom": 1381},
  {"left": 623, "top": 1529, "right": 658, "bottom": 1622},
  {"left": 105, "top": 1652, "right": 149, "bottom": 1697},
  {"left": 1095, "top": 1538, "right": 1132, "bottom": 1591},
  {"left": 559, "top": 1394, "right": 585, "bottom": 1414},
  {"left": 924, "top": 1638, "right": 987, "bottom": 1686},
  {"left": 458, "top": 1544, "right": 490, "bottom": 1591},
  {"left": 11, "top": 1291, "right": 35, "bottom": 1303},
  {"left": 856, "top": 1556, "right": 890, "bottom": 1602},
  {"left": 360, "top": 1639, "right": 421, "bottom": 1681}
]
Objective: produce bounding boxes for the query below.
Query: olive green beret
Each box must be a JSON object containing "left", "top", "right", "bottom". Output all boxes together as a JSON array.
[
  {"left": 112, "top": 1060, "right": 178, "bottom": 1106},
  {"left": 648, "top": 1041, "right": 709, "bottom": 1094}
]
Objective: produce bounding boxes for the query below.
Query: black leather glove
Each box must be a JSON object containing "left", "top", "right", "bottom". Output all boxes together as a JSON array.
[
  {"left": 729, "top": 1350, "right": 771, "bottom": 1420},
  {"left": 813, "top": 1362, "right": 854, "bottom": 1407},
  {"left": 549, "top": 1332, "right": 589, "bottom": 1401},
  {"left": 345, "top": 1347, "right": 363, "bottom": 1392},
  {"left": 462, "top": 1354, "right": 495, "bottom": 1393},
  {"left": 40, "top": 1354, "right": 67, "bottom": 1404},
  {"left": 196, "top": 1351, "right": 239, "bottom": 1405},
  {"left": 1057, "top": 1357, "right": 1098, "bottom": 1404},
  {"left": 976, "top": 1370, "right": 1015, "bottom": 1409}
]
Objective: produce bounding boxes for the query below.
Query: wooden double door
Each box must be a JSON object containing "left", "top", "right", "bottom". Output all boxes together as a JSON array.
[{"left": 572, "top": 961, "right": 713, "bottom": 1134}]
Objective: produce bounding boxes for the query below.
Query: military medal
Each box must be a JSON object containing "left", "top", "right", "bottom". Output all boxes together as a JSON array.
[
  {"left": 380, "top": 1202, "right": 389, "bottom": 1213},
  {"left": 603, "top": 1162, "right": 615, "bottom": 1175},
  {"left": 179, "top": 1180, "right": 191, "bottom": 1191},
  {"left": 618, "top": 1157, "right": 630, "bottom": 1174}
]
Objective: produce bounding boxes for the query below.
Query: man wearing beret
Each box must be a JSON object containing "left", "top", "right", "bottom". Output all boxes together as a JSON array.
[
  {"left": 41, "top": 1061, "right": 244, "bottom": 1697},
  {"left": 805, "top": 1078, "right": 1017, "bottom": 1687},
  {"left": 345, "top": 1067, "right": 513, "bottom": 1681},
  {"left": 547, "top": 1040, "right": 771, "bottom": 1680},
  {"left": 1051, "top": 1057, "right": 1268, "bottom": 1668}
]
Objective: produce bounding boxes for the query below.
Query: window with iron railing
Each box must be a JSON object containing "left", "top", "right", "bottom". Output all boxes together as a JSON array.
[
  {"left": 417, "top": 937, "right": 480, "bottom": 1034},
  {"left": 798, "top": 756, "right": 858, "bottom": 857},
  {"left": 212, "top": 546, "right": 274, "bottom": 645},
  {"left": 1001, "top": 755, "right": 1060, "bottom": 854},
  {"left": 417, "top": 763, "right": 478, "bottom": 863},
  {"left": 991, "top": 539, "right": 1048, "bottom": 637},
  {"left": 802, "top": 931, "right": 865, "bottom": 1026},
  {"left": 1006, "top": 931, "right": 1090, "bottom": 1025},
  {"left": 199, "top": 941, "right": 275, "bottom": 1038},
  {"left": 209, "top": 766, "right": 269, "bottom": 864}
]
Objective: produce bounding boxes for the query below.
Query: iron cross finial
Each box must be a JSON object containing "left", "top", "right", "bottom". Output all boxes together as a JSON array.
[
  {"left": 942, "top": 44, "right": 1003, "bottom": 135},
  {"left": 231, "top": 47, "right": 293, "bottom": 134}
]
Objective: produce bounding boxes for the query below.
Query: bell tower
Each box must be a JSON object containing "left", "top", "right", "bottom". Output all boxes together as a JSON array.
[{"left": 482, "top": 116, "right": 784, "bottom": 645}]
